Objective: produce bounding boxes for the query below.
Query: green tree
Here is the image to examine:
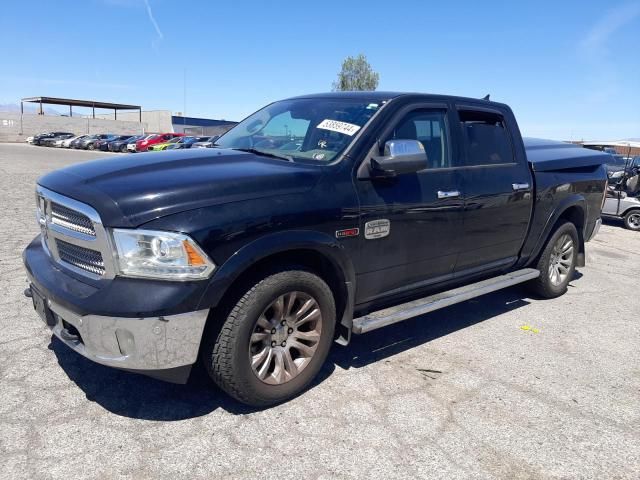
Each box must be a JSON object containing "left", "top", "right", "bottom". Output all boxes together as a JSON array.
[{"left": 332, "top": 54, "right": 379, "bottom": 91}]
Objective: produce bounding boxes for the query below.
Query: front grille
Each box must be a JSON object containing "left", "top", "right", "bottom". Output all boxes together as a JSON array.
[
  {"left": 56, "top": 239, "right": 105, "bottom": 276},
  {"left": 51, "top": 202, "right": 95, "bottom": 236}
]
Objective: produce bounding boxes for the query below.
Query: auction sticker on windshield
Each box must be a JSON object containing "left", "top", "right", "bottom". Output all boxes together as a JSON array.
[{"left": 316, "top": 119, "right": 361, "bottom": 136}]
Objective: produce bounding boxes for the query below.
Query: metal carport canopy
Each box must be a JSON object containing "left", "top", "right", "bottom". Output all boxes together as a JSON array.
[{"left": 21, "top": 96, "right": 141, "bottom": 120}]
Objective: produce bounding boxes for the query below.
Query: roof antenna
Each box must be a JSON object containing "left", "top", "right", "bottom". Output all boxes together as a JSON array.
[{"left": 482, "top": 94, "right": 490, "bottom": 101}]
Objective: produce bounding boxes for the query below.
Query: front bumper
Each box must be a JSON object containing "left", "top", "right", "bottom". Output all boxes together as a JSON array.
[
  {"left": 24, "top": 236, "right": 211, "bottom": 383},
  {"left": 32, "top": 290, "right": 208, "bottom": 382}
]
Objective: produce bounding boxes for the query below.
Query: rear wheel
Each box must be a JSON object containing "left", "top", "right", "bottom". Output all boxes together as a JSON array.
[
  {"left": 120, "top": 144, "right": 128, "bottom": 153},
  {"left": 527, "top": 221, "right": 578, "bottom": 298},
  {"left": 623, "top": 210, "right": 640, "bottom": 231},
  {"left": 201, "top": 269, "right": 335, "bottom": 407}
]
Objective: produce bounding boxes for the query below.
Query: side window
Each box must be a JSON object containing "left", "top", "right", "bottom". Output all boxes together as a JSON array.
[
  {"left": 391, "top": 110, "right": 450, "bottom": 169},
  {"left": 459, "top": 110, "right": 514, "bottom": 165}
]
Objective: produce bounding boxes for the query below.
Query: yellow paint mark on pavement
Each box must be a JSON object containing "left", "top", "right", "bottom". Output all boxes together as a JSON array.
[{"left": 520, "top": 325, "right": 541, "bottom": 334}]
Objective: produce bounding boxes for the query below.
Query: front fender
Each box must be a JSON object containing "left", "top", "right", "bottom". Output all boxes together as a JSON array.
[{"left": 196, "top": 230, "right": 356, "bottom": 341}]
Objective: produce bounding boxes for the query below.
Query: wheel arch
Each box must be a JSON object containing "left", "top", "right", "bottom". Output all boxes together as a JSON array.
[
  {"left": 529, "top": 196, "right": 587, "bottom": 268},
  {"left": 197, "top": 230, "right": 356, "bottom": 345},
  {"left": 621, "top": 205, "right": 640, "bottom": 216}
]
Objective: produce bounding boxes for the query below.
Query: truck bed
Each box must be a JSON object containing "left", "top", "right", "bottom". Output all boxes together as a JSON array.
[{"left": 524, "top": 137, "right": 610, "bottom": 172}]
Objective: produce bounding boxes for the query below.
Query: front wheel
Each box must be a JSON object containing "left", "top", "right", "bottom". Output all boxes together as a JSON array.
[
  {"left": 201, "top": 269, "right": 336, "bottom": 407},
  {"left": 527, "top": 221, "right": 578, "bottom": 298},
  {"left": 624, "top": 210, "right": 640, "bottom": 231}
]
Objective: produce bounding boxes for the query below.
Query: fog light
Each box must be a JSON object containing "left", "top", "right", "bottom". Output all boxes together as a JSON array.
[{"left": 115, "top": 329, "right": 135, "bottom": 356}]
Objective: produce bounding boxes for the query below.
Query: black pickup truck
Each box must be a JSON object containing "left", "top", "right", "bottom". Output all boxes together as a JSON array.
[{"left": 23, "top": 92, "right": 608, "bottom": 406}]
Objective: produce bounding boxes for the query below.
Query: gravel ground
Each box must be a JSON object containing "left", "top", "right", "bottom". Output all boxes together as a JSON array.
[{"left": 1, "top": 142, "right": 638, "bottom": 479}]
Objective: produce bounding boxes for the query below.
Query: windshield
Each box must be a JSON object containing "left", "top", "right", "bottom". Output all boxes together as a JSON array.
[{"left": 215, "top": 97, "right": 382, "bottom": 163}]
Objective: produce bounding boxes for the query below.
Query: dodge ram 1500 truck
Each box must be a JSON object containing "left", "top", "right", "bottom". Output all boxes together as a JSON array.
[{"left": 23, "top": 92, "right": 608, "bottom": 406}]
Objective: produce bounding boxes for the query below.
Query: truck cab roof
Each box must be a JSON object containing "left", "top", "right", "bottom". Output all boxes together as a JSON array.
[{"left": 286, "top": 91, "right": 511, "bottom": 109}]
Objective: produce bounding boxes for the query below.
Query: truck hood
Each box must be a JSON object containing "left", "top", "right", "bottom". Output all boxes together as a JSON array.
[{"left": 38, "top": 148, "right": 322, "bottom": 227}]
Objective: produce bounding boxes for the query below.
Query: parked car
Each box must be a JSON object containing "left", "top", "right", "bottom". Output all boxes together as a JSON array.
[
  {"left": 166, "top": 136, "right": 211, "bottom": 150},
  {"left": 108, "top": 135, "right": 145, "bottom": 153},
  {"left": 41, "top": 133, "right": 75, "bottom": 147},
  {"left": 33, "top": 132, "right": 74, "bottom": 146},
  {"left": 129, "top": 133, "right": 184, "bottom": 152},
  {"left": 95, "top": 135, "right": 129, "bottom": 151},
  {"left": 147, "top": 136, "right": 187, "bottom": 151},
  {"left": 97, "top": 135, "right": 133, "bottom": 152},
  {"left": 26, "top": 136, "right": 34, "bottom": 144},
  {"left": 70, "top": 135, "right": 93, "bottom": 149},
  {"left": 78, "top": 134, "right": 115, "bottom": 150},
  {"left": 23, "top": 92, "right": 608, "bottom": 407},
  {"left": 51, "top": 134, "right": 77, "bottom": 147},
  {"left": 127, "top": 133, "right": 184, "bottom": 152},
  {"left": 61, "top": 135, "right": 89, "bottom": 148},
  {"left": 191, "top": 136, "right": 220, "bottom": 148}
]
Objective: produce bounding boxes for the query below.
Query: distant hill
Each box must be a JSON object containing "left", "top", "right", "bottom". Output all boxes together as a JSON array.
[{"left": 0, "top": 103, "right": 63, "bottom": 115}]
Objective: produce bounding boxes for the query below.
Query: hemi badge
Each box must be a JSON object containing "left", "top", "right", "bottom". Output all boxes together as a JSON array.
[{"left": 335, "top": 228, "right": 359, "bottom": 239}]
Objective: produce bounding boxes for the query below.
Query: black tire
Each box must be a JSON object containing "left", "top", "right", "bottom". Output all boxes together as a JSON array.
[
  {"left": 201, "top": 269, "right": 336, "bottom": 407},
  {"left": 120, "top": 145, "right": 128, "bottom": 153},
  {"left": 87, "top": 143, "right": 95, "bottom": 150},
  {"left": 527, "top": 221, "right": 579, "bottom": 298},
  {"left": 623, "top": 210, "right": 640, "bottom": 231}
]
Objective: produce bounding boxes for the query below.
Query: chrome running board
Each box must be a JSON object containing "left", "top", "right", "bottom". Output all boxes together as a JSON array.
[{"left": 352, "top": 268, "right": 540, "bottom": 334}]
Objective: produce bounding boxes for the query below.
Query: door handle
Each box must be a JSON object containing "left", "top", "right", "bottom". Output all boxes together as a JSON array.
[
  {"left": 512, "top": 183, "right": 530, "bottom": 191},
  {"left": 437, "top": 190, "right": 461, "bottom": 199}
]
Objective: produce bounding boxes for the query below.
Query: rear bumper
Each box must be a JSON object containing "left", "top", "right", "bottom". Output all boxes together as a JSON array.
[{"left": 585, "top": 218, "right": 602, "bottom": 242}]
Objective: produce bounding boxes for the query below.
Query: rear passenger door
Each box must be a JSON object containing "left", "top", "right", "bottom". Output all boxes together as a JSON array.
[{"left": 454, "top": 106, "right": 533, "bottom": 275}]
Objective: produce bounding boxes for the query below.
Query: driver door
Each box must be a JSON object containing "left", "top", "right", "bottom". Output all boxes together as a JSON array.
[{"left": 353, "top": 105, "right": 464, "bottom": 305}]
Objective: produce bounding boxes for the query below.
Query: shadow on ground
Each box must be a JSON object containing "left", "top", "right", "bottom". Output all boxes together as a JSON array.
[
  {"left": 601, "top": 217, "right": 625, "bottom": 229},
  {"left": 49, "top": 283, "right": 553, "bottom": 420}
]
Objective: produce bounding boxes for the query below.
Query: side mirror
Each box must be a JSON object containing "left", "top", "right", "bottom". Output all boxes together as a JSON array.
[{"left": 371, "top": 139, "right": 428, "bottom": 177}]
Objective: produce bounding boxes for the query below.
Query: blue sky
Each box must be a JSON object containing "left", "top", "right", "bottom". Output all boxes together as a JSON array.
[{"left": 1, "top": 0, "right": 638, "bottom": 140}]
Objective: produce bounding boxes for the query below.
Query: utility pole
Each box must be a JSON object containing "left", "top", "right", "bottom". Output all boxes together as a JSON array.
[{"left": 183, "top": 68, "right": 187, "bottom": 130}]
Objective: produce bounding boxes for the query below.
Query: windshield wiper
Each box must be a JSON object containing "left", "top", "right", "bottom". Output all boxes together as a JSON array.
[{"left": 231, "top": 148, "right": 293, "bottom": 162}]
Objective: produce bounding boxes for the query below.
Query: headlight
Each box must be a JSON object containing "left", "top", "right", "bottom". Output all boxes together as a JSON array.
[{"left": 112, "top": 229, "right": 215, "bottom": 280}]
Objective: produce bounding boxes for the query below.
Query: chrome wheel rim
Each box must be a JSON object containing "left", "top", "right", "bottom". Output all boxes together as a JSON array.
[
  {"left": 249, "top": 291, "right": 322, "bottom": 385},
  {"left": 628, "top": 213, "right": 640, "bottom": 229},
  {"left": 548, "top": 233, "right": 574, "bottom": 286}
]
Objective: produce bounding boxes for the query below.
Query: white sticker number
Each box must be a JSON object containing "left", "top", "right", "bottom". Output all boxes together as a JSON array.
[{"left": 316, "top": 119, "right": 361, "bottom": 136}]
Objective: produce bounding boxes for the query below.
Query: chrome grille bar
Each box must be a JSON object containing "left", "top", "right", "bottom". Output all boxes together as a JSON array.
[
  {"left": 56, "top": 239, "right": 105, "bottom": 276},
  {"left": 35, "top": 185, "right": 115, "bottom": 280},
  {"left": 51, "top": 202, "right": 96, "bottom": 237}
]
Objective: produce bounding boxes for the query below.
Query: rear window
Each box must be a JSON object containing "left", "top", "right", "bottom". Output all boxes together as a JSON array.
[{"left": 459, "top": 110, "right": 514, "bottom": 166}]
